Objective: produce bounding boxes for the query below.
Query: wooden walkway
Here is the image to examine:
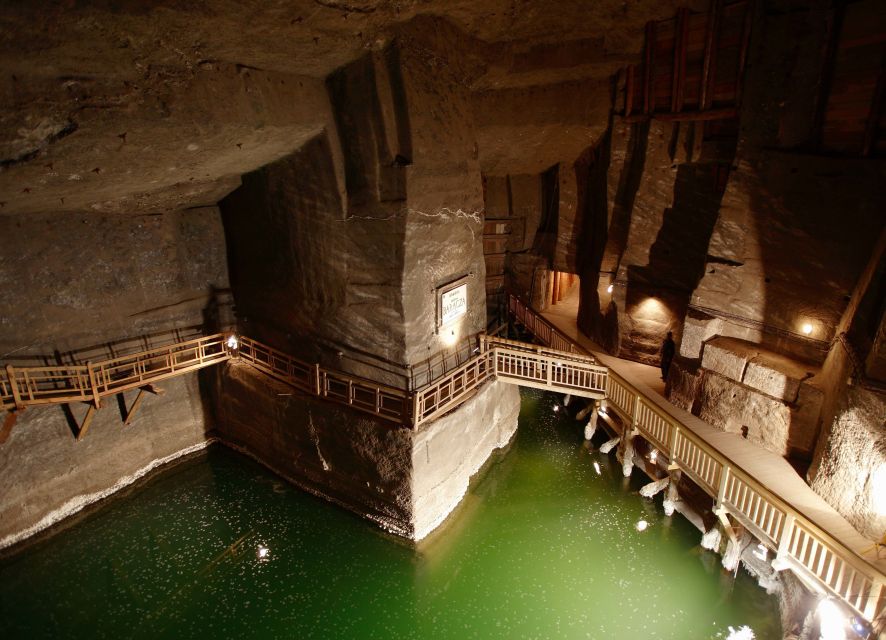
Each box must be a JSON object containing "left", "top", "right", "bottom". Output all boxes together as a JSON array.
[
  {"left": 3, "top": 299, "right": 882, "bottom": 625},
  {"left": 1, "top": 332, "right": 606, "bottom": 433},
  {"left": 509, "top": 293, "right": 885, "bottom": 625}
]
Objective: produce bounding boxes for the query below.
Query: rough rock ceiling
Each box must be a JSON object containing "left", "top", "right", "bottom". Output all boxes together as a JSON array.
[{"left": 0, "top": 0, "right": 701, "bottom": 215}]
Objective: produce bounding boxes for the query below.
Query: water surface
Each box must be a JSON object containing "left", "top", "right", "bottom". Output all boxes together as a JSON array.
[{"left": 0, "top": 389, "right": 781, "bottom": 639}]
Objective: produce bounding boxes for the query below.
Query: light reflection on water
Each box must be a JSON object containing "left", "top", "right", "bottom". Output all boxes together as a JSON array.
[{"left": 0, "top": 389, "right": 782, "bottom": 639}]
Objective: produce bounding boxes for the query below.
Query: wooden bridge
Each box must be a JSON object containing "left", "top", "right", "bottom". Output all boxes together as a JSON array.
[
  {"left": 2, "top": 298, "right": 884, "bottom": 628},
  {"left": 1, "top": 330, "right": 606, "bottom": 435}
]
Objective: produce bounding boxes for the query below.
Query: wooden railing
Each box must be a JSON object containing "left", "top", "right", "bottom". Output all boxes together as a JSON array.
[
  {"left": 412, "top": 351, "right": 494, "bottom": 425},
  {"left": 238, "top": 336, "right": 410, "bottom": 423},
  {"left": 2, "top": 334, "right": 231, "bottom": 411},
  {"left": 2, "top": 329, "right": 605, "bottom": 432},
  {"left": 509, "top": 292, "right": 886, "bottom": 625},
  {"left": 603, "top": 368, "right": 886, "bottom": 622},
  {"left": 483, "top": 335, "right": 607, "bottom": 399},
  {"left": 507, "top": 294, "right": 580, "bottom": 353}
]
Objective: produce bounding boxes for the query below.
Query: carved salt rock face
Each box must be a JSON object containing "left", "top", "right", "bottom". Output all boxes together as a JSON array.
[
  {"left": 701, "top": 338, "right": 749, "bottom": 382},
  {"left": 811, "top": 387, "right": 886, "bottom": 541}
]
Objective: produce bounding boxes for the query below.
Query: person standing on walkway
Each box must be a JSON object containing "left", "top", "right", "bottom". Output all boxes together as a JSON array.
[{"left": 660, "top": 331, "right": 676, "bottom": 381}]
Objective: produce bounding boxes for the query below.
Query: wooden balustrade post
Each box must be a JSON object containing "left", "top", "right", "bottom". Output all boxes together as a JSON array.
[
  {"left": 6, "top": 364, "right": 24, "bottom": 410},
  {"left": 774, "top": 514, "right": 796, "bottom": 568},
  {"left": 715, "top": 465, "right": 731, "bottom": 509},
  {"left": 667, "top": 423, "right": 679, "bottom": 457},
  {"left": 313, "top": 364, "right": 321, "bottom": 396},
  {"left": 863, "top": 576, "right": 884, "bottom": 620},
  {"left": 86, "top": 361, "right": 101, "bottom": 409},
  {"left": 411, "top": 393, "right": 420, "bottom": 428}
]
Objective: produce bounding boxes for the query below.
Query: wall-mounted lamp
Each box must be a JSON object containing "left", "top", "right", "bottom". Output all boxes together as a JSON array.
[
  {"left": 441, "top": 328, "right": 459, "bottom": 347},
  {"left": 226, "top": 335, "right": 239, "bottom": 350},
  {"left": 801, "top": 323, "right": 813, "bottom": 336},
  {"left": 607, "top": 284, "right": 614, "bottom": 294}
]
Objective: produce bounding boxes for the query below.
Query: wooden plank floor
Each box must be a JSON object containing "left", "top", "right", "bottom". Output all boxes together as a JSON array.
[{"left": 541, "top": 291, "right": 886, "bottom": 574}]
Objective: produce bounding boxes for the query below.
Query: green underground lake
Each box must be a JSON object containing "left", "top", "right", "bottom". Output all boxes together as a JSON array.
[{"left": 0, "top": 389, "right": 782, "bottom": 639}]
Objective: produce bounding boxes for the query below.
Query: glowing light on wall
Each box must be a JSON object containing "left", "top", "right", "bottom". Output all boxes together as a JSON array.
[
  {"left": 226, "top": 335, "right": 239, "bottom": 350},
  {"left": 649, "top": 449, "right": 658, "bottom": 463},
  {"left": 607, "top": 284, "right": 614, "bottom": 294},
  {"left": 257, "top": 545, "right": 270, "bottom": 561},
  {"left": 636, "top": 297, "right": 669, "bottom": 323},
  {"left": 635, "top": 519, "right": 648, "bottom": 532},
  {"left": 593, "top": 462, "right": 602, "bottom": 475},
  {"left": 801, "top": 323, "right": 813, "bottom": 336},
  {"left": 441, "top": 327, "right": 459, "bottom": 347}
]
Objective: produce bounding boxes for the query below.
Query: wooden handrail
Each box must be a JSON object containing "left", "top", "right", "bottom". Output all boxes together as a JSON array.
[{"left": 508, "top": 292, "right": 886, "bottom": 624}]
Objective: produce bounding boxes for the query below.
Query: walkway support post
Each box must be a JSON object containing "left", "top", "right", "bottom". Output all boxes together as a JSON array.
[{"left": 6, "top": 364, "right": 23, "bottom": 410}]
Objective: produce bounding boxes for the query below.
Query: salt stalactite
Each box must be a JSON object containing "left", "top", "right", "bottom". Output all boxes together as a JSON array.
[
  {"left": 722, "top": 536, "right": 742, "bottom": 572},
  {"left": 639, "top": 477, "right": 670, "bottom": 498},
  {"left": 307, "top": 411, "right": 330, "bottom": 471},
  {"left": 599, "top": 436, "right": 620, "bottom": 454},
  {"left": 563, "top": 394, "right": 572, "bottom": 406},
  {"left": 662, "top": 478, "right": 679, "bottom": 516},
  {"left": 701, "top": 527, "right": 722, "bottom": 552},
  {"left": 583, "top": 406, "right": 598, "bottom": 441},
  {"left": 622, "top": 437, "right": 635, "bottom": 477}
]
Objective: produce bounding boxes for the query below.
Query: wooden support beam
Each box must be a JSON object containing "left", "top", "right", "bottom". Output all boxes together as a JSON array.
[
  {"left": 700, "top": 0, "right": 724, "bottom": 111},
  {"left": 809, "top": 2, "right": 846, "bottom": 151},
  {"left": 76, "top": 404, "right": 97, "bottom": 441},
  {"left": 672, "top": 8, "right": 689, "bottom": 113},
  {"left": 551, "top": 270, "right": 560, "bottom": 306},
  {"left": 87, "top": 361, "right": 101, "bottom": 409},
  {"left": 123, "top": 389, "right": 146, "bottom": 426},
  {"left": 6, "top": 364, "right": 24, "bottom": 410},
  {"left": 623, "top": 107, "right": 737, "bottom": 124},
  {"left": 735, "top": 0, "right": 755, "bottom": 106},
  {"left": 625, "top": 65, "right": 635, "bottom": 117},
  {"left": 644, "top": 21, "right": 656, "bottom": 114},
  {"left": 862, "top": 48, "right": 886, "bottom": 157},
  {"left": 715, "top": 506, "right": 739, "bottom": 544}
]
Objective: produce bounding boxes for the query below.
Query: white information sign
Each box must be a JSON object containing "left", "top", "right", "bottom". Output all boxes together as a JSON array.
[{"left": 440, "top": 283, "right": 467, "bottom": 325}]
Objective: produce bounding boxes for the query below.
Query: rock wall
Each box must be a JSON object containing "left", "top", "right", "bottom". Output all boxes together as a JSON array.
[
  {"left": 809, "top": 385, "right": 886, "bottom": 541},
  {"left": 412, "top": 380, "right": 520, "bottom": 540},
  {"left": 0, "top": 374, "right": 210, "bottom": 549},
  {"left": 0, "top": 206, "right": 229, "bottom": 548},
  {"left": 222, "top": 27, "right": 487, "bottom": 382},
  {"left": 211, "top": 362, "right": 520, "bottom": 540},
  {"left": 211, "top": 362, "right": 415, "bottom": 537},
  {"left": 0, "top": 207, "right": 229, "bottom": 357}
]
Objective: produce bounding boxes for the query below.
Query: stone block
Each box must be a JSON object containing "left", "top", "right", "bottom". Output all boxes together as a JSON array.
[
  {"left": 743, "top": 360, "right": 802, "bottom": 403},
  {"left": 700, "top": 338, "right": 748, "bottom": 382},
  {"left": 696, "top": 372, "right": 793, "bottom": 456}
]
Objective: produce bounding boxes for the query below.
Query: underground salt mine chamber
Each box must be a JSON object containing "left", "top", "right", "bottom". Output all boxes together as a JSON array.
[{"left": 0, "top": 1, "right": 884, "bottom": 639}]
